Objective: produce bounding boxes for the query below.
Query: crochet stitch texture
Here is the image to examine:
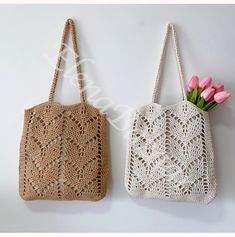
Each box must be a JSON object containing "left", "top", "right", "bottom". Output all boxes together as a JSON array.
[
  {"left": 125, "top": 101, "right": 216, "bottom": 203},
  {"left": 125, "top": 23, "right": 216, "bottom": 203},
  {"left": 19, "top": 19, "right": 109, "bottom": 201}
]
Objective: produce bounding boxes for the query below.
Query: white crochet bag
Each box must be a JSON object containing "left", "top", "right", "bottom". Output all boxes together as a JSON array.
[{"left": 125, "top": 23, "right": 216, "bottom": 204}]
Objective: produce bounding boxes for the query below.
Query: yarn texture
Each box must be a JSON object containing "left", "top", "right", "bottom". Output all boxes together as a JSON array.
[
  {"left": 125, "top": 101, "right": 216, "bottom": 203},
  {"left": 124, "top": 23, "right": 216, "bottom": 204},
  {"left": 19, "top": 19, "right": 109, "bottom": 201}
]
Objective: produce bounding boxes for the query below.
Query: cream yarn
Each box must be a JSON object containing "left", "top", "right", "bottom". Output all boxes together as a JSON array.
[{"left": 124, "top": 23, "right": 216, "bottom": 203}]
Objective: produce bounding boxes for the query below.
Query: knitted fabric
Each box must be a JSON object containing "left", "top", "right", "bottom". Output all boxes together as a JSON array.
[{"left": 19, "top": 19, "right": 109, "bottom": 201}]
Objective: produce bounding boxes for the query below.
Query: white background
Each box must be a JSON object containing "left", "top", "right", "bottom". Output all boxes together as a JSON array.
[{"left": 0, "top": 4, "right": 235, "bottom": 233}]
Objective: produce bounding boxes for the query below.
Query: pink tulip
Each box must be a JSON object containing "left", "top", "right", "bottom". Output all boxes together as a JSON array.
[
  {"left": 201, "top": 87, "right": 215, "bottom": 102},
  {"left": 199, "top": 76, "right": 212, "bottom": 89},
  {"left": 188, "top": 75, "right": 199, "bottom": 91},
  {"left": 214, "top": 91, "right": 231, "bottom": 104},
  {"left": 213, "top": 83, "right": 224, "bottom": 93}
]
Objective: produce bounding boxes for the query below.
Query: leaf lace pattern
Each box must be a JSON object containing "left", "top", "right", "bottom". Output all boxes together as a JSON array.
[
  {"left": 19, "top": 103, "right": 109, "bottom": 200},
  {"left": 125, "top": 101, "right": 216, "bottom": 203}
]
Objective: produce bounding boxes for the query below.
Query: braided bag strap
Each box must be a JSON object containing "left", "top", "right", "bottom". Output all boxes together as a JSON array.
[
  {"left": 152, "top": 23, "right": 186, "bottom": 103},
  {"left": 48, "top": 18, "right": 86, "bottom": 103}
]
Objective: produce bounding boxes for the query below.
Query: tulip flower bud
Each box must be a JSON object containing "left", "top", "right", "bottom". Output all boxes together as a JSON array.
[
  {"left": 187, "top": 86, "right": 191, "bottom": 93},
  {"left": 188, "top": 75, "right": 199, "bottom": 91},
  {"left": 214, "top": 91, "right": 231, "bottom": 104},
  {"left": 199, "top": 77, "right": 212, "bottom": 89},
  {"left": 200, "top": 87, "right": 215, "bottom": 102},
  {"left": 213, "top": 83, "right": 224, "bottom": 93}
]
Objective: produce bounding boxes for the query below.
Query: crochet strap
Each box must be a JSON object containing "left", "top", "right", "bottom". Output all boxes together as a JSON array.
[
  {"left": 48, "top": 18, "right": 86, "bottom": 103},
  {"left": 152, "top": 23, "right": 187, "bottom": 103}
]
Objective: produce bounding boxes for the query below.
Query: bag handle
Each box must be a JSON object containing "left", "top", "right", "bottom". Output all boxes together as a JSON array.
[
  {"left": 48, "top": 18, "right": 86, "bottom": 103},
  {"left": 152, "top": 23, "right": 187, "bottom": 103}
]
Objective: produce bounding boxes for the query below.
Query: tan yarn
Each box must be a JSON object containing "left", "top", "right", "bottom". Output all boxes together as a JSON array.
[{"left": 19, "top": 19, "right": 109, "bottom": 201}]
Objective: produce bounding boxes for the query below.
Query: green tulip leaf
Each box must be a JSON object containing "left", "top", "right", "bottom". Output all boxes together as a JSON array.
[
  {"left": 187, "top": 89, "right": 193, "bottom": 101},
  {"left": 197, "top": 97, "right": 205, "bottom": 109},
  {"left": 190, "top": 86, "right": 198, "bottom": 104},
  {"left": 203, "top": 101, "right": 217, "bottom": 111}
]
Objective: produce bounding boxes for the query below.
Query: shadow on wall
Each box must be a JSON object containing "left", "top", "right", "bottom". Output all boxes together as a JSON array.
[
  {"left": 24, "top": 196, "right": 112, "bottom": 215},
  {"left": 209, "top": 83, "right": 235, "bottom": 203},
  {"left": 10, "top": 76, "right": 235, "bottom": 221},
  {"left": 16, "top": 87, "right": 235, "bottom": 220},
  {"left": 129, "top": 81, "right": 235, "bottom": 225},
  {"left": 0, "top": 192, "right": 112, "bottom": 232},
  {"left": 132, "top": 197, "right": 224, "bottom": 225}
]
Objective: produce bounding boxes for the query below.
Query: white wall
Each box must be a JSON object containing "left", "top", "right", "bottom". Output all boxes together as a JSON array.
[{"left": 0, "top": 4, "right": 235, "bottom": 233}]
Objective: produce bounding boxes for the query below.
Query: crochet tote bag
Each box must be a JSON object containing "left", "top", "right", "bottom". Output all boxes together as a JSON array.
[
  {"left": 19, "top": 19, "right": 109, "bottom": 201},
  {"left": 125, "top": 23, "right": 216, "bottom": 204}
]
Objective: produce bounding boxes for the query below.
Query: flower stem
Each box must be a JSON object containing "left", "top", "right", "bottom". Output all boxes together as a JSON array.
[{"left": 202, "top": 101, "right": 217, "bottom": 111}]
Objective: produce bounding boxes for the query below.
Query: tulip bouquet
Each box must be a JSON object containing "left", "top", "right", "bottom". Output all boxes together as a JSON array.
[{"left": 187, "top": 75, "right": 231, "bottom": 111}]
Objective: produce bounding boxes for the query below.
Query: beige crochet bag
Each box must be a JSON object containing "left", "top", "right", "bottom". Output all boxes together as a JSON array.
[
  {"left": 19, "top": 19, "right": 109, "bottom": 201},
  {"left": 125, "top": 23, "right": 216, "bottom": 204}
]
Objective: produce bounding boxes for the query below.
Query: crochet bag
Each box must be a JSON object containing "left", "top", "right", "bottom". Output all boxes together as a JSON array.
[
  {"left": 125, "top": 23, "right": 216, "bottom": 204},
  {"left": 19, "top": 19, "right": 109, "bottom": 201}
]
